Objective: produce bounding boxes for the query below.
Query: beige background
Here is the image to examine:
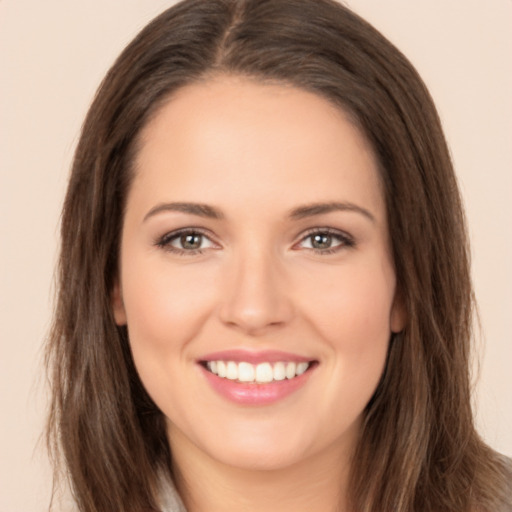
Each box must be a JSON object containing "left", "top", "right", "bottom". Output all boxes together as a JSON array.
[{"left": 1, "top": 1, "right": 511, "bottom": 510}]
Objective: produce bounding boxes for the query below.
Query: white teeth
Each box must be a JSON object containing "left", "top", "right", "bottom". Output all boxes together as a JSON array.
[
  {"left": 285, "top": 362, "right": 297, "bottom": 379},
  {"left": 296, "top": 362, "right": 309, "bottom": 375},
  {"left": 205, "top": 360, "right": 311, "bottom": 383},
  {"left": 255, "top": 362, "right": 273, "bottom": 383},
  {"left": 217, "top": 361, "right": 227, "bottom": 378},
  {"left": 226, "top": 361, "right": 238, "bottom": 380},
  {"left": 273, "top": 362, "right": 286, "bottom": 381},
  {"left": 238, "top": 362, "right": 255, "bottom": 382}
]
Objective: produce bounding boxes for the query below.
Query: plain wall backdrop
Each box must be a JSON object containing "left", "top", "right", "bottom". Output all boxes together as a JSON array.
[{"left": 1, "top": 1, "right": 511, "bottom": 510}]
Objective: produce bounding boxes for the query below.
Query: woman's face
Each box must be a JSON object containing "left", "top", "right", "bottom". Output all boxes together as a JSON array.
[{"left": 113, "top": 76, "right": 404, "bottom": 472}]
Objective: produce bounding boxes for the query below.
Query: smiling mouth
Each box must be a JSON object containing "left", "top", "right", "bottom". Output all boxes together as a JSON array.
[{"left": 201, "top": 360, "right": 317, "bottom": 384}]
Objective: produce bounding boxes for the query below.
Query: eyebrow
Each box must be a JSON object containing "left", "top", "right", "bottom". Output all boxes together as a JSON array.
[
  {"left": 143, "top": 202, "right": 224, "bottom": 221},
  {"left": 288, "top": 202, "right": 375, "bottom": 223},
  {"left": 143, "top": 200, "right": 375, "bottom": 223}
]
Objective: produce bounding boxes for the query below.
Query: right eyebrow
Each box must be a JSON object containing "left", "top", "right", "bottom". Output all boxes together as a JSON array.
[{"left": 143, "top": 202, "right": 224, "bottom": 222}]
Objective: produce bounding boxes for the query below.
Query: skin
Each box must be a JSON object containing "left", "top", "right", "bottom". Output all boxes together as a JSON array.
[{"left": 113, "top": 76, "right": 405, "bottom": 512}]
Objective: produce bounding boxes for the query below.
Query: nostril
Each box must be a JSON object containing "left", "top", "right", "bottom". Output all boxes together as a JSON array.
[{"left": 217, "top": 262, "right": 294, "bottom": 332}]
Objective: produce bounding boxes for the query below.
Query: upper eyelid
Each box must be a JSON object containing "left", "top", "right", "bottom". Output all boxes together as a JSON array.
[
  {"left": 160, "top": 226, "right": 216, "bottom": 239},
  {"left": 296, "top": 226, "right": 353, "bottom": 241}
]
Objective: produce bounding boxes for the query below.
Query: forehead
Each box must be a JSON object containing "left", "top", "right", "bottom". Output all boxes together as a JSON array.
[{"left": 130, "top": 76, "right": 385, "bottom": 222}]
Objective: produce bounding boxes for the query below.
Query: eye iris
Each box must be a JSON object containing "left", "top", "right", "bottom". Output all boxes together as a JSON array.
[
  {"left": 181, "top": 233, "right": 202, "bottom": 249},
  {"left": 311, "top": 233, "right": 332, "bottom": 249}
]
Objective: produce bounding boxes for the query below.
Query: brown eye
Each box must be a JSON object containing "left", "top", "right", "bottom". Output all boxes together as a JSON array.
[
  {"left": 310, "top": 233, "right": 333, "bottom": 249},
  {"left": 180, "top": 233, "right": 203, "bottom": 250}
]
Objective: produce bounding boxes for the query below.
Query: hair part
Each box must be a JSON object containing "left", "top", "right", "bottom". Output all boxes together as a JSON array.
[{"left": 46, "top": 1, "right": 511, "bottom": 510}]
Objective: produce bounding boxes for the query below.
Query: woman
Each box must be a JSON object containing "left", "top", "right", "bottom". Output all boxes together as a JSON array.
[{"left": 46, "top": 0, "right": 512, "bottom": 511}]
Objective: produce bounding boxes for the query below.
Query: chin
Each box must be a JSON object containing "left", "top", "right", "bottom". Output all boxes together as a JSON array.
[
  {"left": 210, "top": 440, "right": 310, "bottom": 472},
  {"left": 194, "top": 417, "right": 328, "bottom": 472}
]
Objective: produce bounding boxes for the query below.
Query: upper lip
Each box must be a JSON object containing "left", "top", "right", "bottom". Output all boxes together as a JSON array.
[{"left": 198, "top": 349, "right": 315, "bottom": 364}]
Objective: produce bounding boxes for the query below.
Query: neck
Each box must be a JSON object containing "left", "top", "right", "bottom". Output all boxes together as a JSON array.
[{"left": 169, "top": 428, "right": 353, "bottom": 512}]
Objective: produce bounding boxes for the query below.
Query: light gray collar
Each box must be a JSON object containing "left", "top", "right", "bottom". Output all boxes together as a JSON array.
[{"left": 158, "top": 475, "right": 187, "bottom": 512}]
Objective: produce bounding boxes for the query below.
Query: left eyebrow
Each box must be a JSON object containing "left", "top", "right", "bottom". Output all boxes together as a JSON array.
[
  {"left": 143, "top": 202, "right": 225, "bottom": 222},
  {"left": 288, "top": 201, "right": 376, "bottom": 223}
]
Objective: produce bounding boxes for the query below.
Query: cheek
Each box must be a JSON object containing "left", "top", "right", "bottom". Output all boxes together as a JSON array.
[
  {"left": 315, "top": 273, "right": 392, "bottom": 430},
  {"left": 119, "top": 255, "right": 222, "bottom": 416},
  {"left": 297, "top": 258, "right": 394, "bottom": 390},
  {"left": 120, "top": 253, "right": 217, "bottom": 362},
  {"left": 300, "top": 257, "right": 395, "bottom": 340}
]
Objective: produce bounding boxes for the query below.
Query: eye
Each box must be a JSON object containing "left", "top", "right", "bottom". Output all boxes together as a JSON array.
[
  {"left": 155, "top": 229, "right": 217, "bottom": 255},
  {"left": 296, "top": 229, "right": 354, "bottom": 254}
]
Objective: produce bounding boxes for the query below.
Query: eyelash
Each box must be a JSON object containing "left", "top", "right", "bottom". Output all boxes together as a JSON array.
[
  {"left": 154, "top": 227, "right": 216, "bottom": 256},
  {"left": 154, "top": 227, "right": 355, "bottom": 256},
  {"left": 296, "top": 227, "right": 355, "bottom": 255}
]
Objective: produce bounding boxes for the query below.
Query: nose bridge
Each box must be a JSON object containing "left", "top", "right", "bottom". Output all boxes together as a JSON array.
[{"left": 218, "top": 241, "right": 293, "bottom": 334}]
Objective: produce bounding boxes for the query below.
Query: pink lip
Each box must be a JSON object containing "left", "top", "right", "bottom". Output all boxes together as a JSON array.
[
  {"left": 198, "top": 349, "right": 312, "bottom": 364},
  {"left": 197, "top": 350, "right": 317, "bottom": 406}
]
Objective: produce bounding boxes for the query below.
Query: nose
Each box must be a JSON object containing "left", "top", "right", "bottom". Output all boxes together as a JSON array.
[{"left": 218, "top": 248, "right": 294, "bottom": 336}]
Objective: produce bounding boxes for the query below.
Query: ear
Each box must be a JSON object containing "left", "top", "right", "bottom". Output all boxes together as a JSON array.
[
  {"left": 390, "top": 289, "right": 407, "bottom": 334},
  {"left": 111, "top": 279, "right": 127, "bottom": 326}
]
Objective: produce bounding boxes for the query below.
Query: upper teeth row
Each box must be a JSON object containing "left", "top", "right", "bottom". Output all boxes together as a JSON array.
[{"left": 206, "top": 361, "right": 310, "bottom": 383}]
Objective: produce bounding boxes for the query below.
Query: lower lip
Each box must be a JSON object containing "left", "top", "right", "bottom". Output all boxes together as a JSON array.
[{"left": 200, "top": 365, "right": 315, "bottom": 406}]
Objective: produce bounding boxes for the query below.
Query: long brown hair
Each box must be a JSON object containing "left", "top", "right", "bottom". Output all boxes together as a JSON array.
[{"left": 46, "top": 0, "right": 511, "bottom": 510}]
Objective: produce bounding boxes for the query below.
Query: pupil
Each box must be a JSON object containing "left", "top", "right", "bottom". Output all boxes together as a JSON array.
[
  {"left": 181, "top": 234, "right": 201, "bottom": 249},
  {"left": 312, "top": 234, "right": 331, "bottom": 249}
]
